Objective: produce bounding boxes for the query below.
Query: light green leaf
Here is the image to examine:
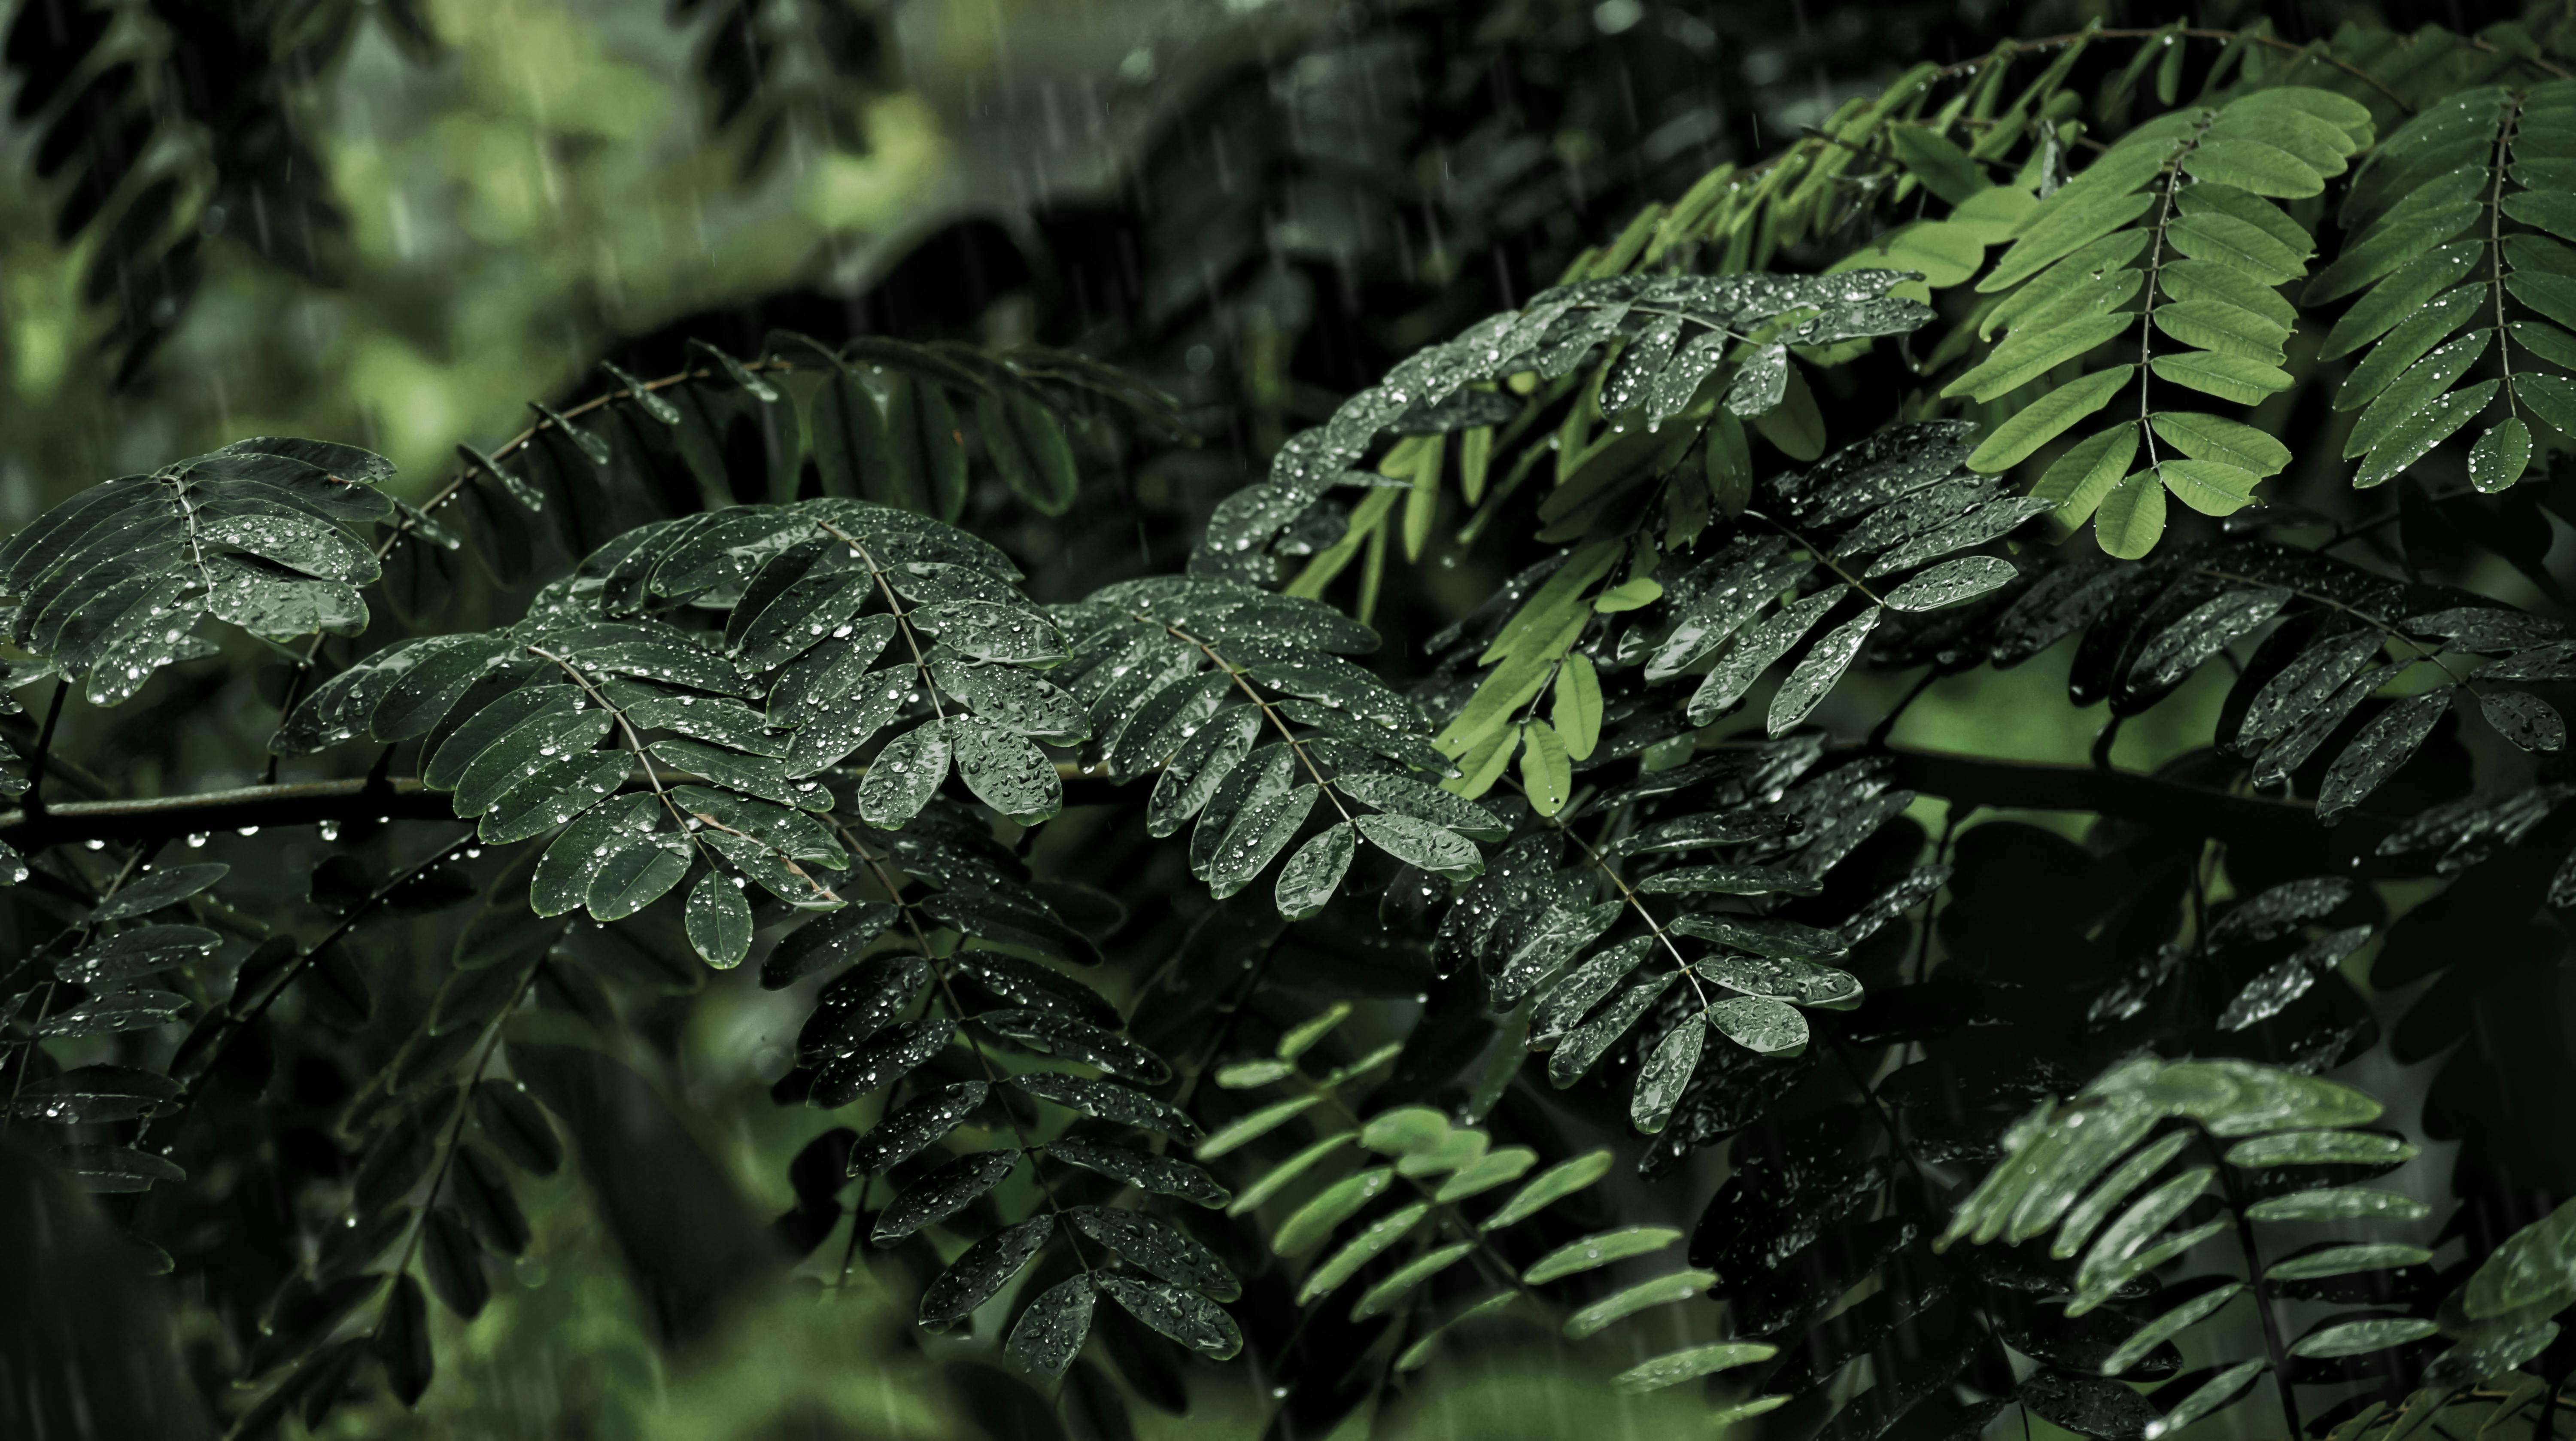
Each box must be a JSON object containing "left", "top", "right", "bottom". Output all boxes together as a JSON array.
[
  {"left": 2320, "top": 241, "right": 2482, "bottom": 359},
  {"left": 1562, "top": 1271, "right": 1714, "bottom": 1339},
  {"left": 2222, "top": 1130, "right": 2416, "bottom": 1167},
  {"left": 2030, "top": 422, "right": 2139, "bottom": 528},
  {"left": 2150, "top": 412, "right": 2290, "bottom": 476},
  {"left": 1517, "top": 720, "right": 1573, "bottom": 816},
  {"left": 1610, "top": 1343, "right": 1777, "bottom": 1394},
  {"left": 2267, "top": 1243, "right": 2433, "bottom": 1281},
  {"left": 1274, "top": 1167, "right": 1394, "bottom": 1254},
  {"left": 2104, "top": 1283, "right": 2242, "bottom": 1375},
  {"left": 1227, "top": 1132, "right": 1355, "bottom": 1216},
  {"left": 2159, "top": 258, "right": 2294, "bottom": 327},
  {"left": 1551, "top": 654, "right": 1602, "bottom": 759},
  {"left": 2159, "top": 459, "right": 2260, "bottom": 516},
  {"left": 2154, "top": 300, "right": 2287, "bottom": 362},
  {"left": 2165, "top": 212, "right": 2307, "bottom": 285},
  {"left": 2095, "top": 468, "right": 2168, "bottom": 558},
  {"left": 1483, "top": 1149, "right": 1613, "bottom": 1230},
  {"left": 1966, "top": 366, "right": 2133, "bottom": 472},
  {"left": 1943, "top": 313, "right": 2134, "bottom": 402},
  {"left": 1299, "top": 1204, "right": 1430, "bottom": 1303},
  {"left": 2183, "top": 137, "right": 2326, "bottom": 197},
  {"left": 2291, "top": 1317, "right": 2440, "bottom": 1358},
  {"left": 2150, "top": 351, "right": 2293, "bottom": 405},
  {"left": 1522, "top": 1227, "right": 1682, "bottom": 1284}
]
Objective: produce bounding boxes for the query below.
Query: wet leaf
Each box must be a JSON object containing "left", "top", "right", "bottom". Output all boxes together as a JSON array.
[
  {"left": 1008, "top": 1276, "right": 1097, "bottom": 1378},
  {"left": 1046, "top": 1137, "right": 1230, "bottom": 1208},
  {"left": 684, "top": 869, "right": 753, "bottom": 969},
  {"left": 1094, "top": 1275, "right": 1242, "bottom": 1359},
  {"left": 872, "top": 1149, "right": 1022, "bottom": 1243},
  {"left": 858, "top": 720, "right": 951, "bottom": 828},
  {"left": 920, "top": 1216, "right": 1055, "bottom": 1325},
  {"left": 849, "top": 1082, "right": 988, "bottom": 1173}
]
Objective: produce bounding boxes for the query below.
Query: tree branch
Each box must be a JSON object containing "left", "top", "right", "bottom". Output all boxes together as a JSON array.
[{"left": 0, "top": 742, "right": 2388, "bottom": 855}]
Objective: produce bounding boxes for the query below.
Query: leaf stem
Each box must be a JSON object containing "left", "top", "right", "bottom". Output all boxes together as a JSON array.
[{"left": 2204, "top": 1129, "right": 2303, "bottom": 1438}]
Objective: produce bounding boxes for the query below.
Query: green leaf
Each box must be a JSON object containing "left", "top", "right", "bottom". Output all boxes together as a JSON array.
[
  {"left": 2245, "top": 1187, "right": 2430, "bottom": 1223},
  {"left": 2104, "top": 1283, "right": 2242, "bottom": 1375},
  {"left": 976, "top": 1010, "right": 1170, "bottom": 1084},
  {"left": 2150, "top": 412, "right": 2290, "bottom": 476},
  {"left": 919, "top": 1216, "right": 1054, "bottom": 1325},
  {"left": 1751, "top": 364, "right": 1828, "bottom": 460},
  {"left": 2464, "top": 1197, "right": 2576, "bottom": 1320},
  {"left": 1066, "top": 1207, "right": 1238, "bottom": 1301},
  {"left": 1522, "top": 1226, "right": 1682, "bottom": 1284},
  {"left": 1299, "top": 1202, "right": 1429, "bottom": 1303},
  {"left": 2150, "top": 351, "right": 2293, "bottom": 405},
  {"left": 1095, "top": 1274, "right": 1241, "bottom": 1360},
  {"left": 1352, "top": 811, "right": 1480, "bottom": 878},
  {"left": 1631, "top": 1019, "right": 1703, "bottom": 1133},
  {"left": 91, "top": 862, "right": 229, "bottom": 922},
  {"left": 1766, "top": 604, "right": 1880, "bottom": 734},
  {"left": 2160, "top": 258, "right": 2294, "bottom": 328},
  {"left": 1010, "top": 1074, "right": 1198, "bottom": 1140},
  {"left": 2159, "top": 458, "right": 2260, "bottom": 517},
  {"left": 2290, "top": 1317, "right": 2440, "bottom": 1358},
  {"left": 2154, "top": 299, "right": 2287, "bottom": 362},
  {"left": 1980, "top": 159, "right": 2167, "bottom": 295},
  {"left": 2321, "top": 242, "right": 2482, "bottom": 359},
  {"left": 2469, "top": 416, "right": 2534, "bottom": 493},
  {"left": 2524, "top": 373, "right": 2576, "bottom": 441},
  {"left": 2357, "top": 380, "right": 2500, "bottom": 489},
  {"left": 1611, "top": 1343, "right": 1777, "bottom": 1395},
  {"left": 857, "top": 720, "right": 950, "bottom": 829},
  {"left": 1705, "top": 995, "right": 1810, "bottom": 1054},
  {"left": 1350, "top": 1242, "right": 1478, "bottom": 1321},
  {"left": 2030, "top": 422, "right": 2139, "bottom": 527},
  {"left": 2183, "top": 137, "right": 2325, "bottom": 197},
  {"left": 1207, "top": 783, "right": 1321, "bottom": 900},
  {"left": 2503, "top": 188, "right": 2576, "bottom": 244},
  {"left": 1890, "top": 125, "right": 1987, "bottom": 204},
  {"left": 1007, "top": 1276, "right": 1097, "bottom": 1378},
  {"left": 683, "top": 869, "right": 753, "bottom": 969},
  {"left": 2142, "top": 1359, "right": 2264, "bottom": 1439},
  {"left": 1550, "top": 654, "right": 1602, "bottom": 759},
  {"left": 1482, "top": 1149, "right": 1613, "bottom": 1230},
  {"left": 848, "top": 1085, "right": 982, "bottom": 1174},
  {"left": 2222, "top": 1129, "right": 2416, "bottom": 1166},
  {"left": 2165, "top": 212, "right": 2307, "bottom": 285},
  {"left": 1965, "top": 365, "right": 2132, "bottom": 472},
  {"left": 947, "top": 714, "right": 1061, "bottom": 825},
  {"left": 872, "top": 1149, "right": 1021, "bottom": 1242},
  {"left": 1275, "top": 1167, "right": 1394, "bottom": 1255},
  {"left": 1273, "top": 823, "right": 1356, "bottom": 921},
  {"left": 2095, "top": 468, "right": 2168, "bottom": 559},
  {"left": 1197, "top": 1096, "right": 1327, "bottom": 1161},
  {"left": 1516, "top": 720, "right": 1573, "bottom": 816},
  {"left": 1047, "top": 1136, "right": 1230, "bottom": 1208},
  {"left": 2267, "top": 1243, "right": 2433, "bottom": 1281},
  {"left": 1943, "top": 313, "right": 2134, "bottom": 402},
  {"left": 1227, "top": 1133, "right": 1355, "bottom": 1216},
  {"left": 1562, "top": 1271, "right": 1714, "bottom": 1339}
]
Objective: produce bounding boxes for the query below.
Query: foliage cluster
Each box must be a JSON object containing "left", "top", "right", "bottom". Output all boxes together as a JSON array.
[{"left": 12, "top": 8, "right": 2576, "bottom": 1441}]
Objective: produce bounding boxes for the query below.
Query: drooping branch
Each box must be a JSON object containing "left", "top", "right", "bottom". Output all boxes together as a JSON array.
[{"left": 0, "top": 742, "right": 2391, "bottom": 855}]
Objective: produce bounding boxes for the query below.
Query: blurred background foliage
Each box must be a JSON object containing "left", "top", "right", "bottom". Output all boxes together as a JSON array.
[{"left": 1, "top": 1, "right": 2543, "bottom": 1437}]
